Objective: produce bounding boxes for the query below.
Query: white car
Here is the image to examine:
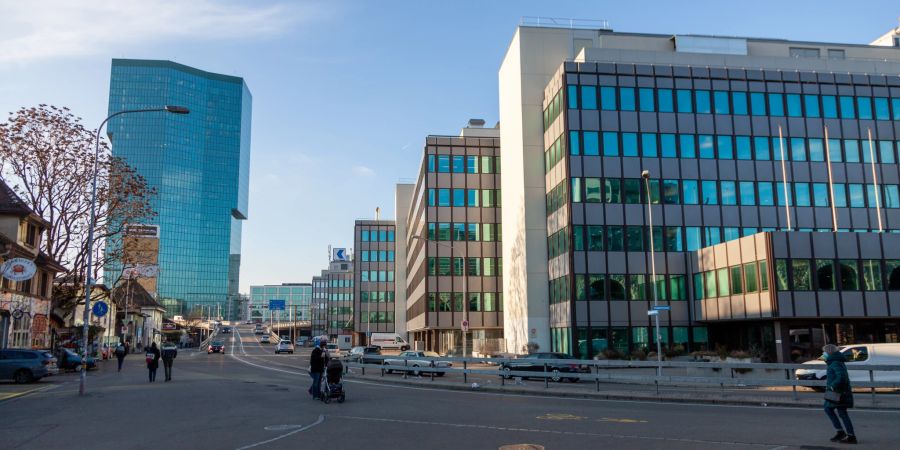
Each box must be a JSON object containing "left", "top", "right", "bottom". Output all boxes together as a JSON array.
[
  {"left": 260, "top": 335, "right": 270, "bottom": 344},
  {"left": 275, "top": 340, "right": 294, "bottom": 354},
  {"left": 383, "top": 351, "right": 452, "bottom": 376},
  {"left": 796, "top": 343, "right": 900, "bottom": 385}
]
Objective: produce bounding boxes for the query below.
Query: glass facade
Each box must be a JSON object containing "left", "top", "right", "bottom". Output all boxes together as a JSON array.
[
  {"left": 249, "top": 284, "right": 312, "bottom": 322},
  {"left": 106, "top": 59, "right": 251, "bottom": 318}
]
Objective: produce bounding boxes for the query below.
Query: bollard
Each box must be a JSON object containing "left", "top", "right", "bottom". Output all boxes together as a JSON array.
[
  {"left": 463, "top": 360, "right": 468, "bottom": 384},
  {"left": 431, "top": 362, "right": 435, "bottom": 381},
  {"left": 403, "top": 359, "right": 408, "bottom": 379},
  {"left": 595, "top": 365, "right": 600, "bottom": 392},
  {"left": 787, "top": 369, "right": 797, "bottom": 401},
  {"left": 870, "top": 369, "right": 876, "bottom": 405},
  {"left": 544, "top": 363, "right": 549, "bottom": 389}
]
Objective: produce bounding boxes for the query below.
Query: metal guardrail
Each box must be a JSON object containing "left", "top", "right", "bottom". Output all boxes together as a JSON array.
[{"left": 343, "top": 355, "right": 900, "bottom": 404}]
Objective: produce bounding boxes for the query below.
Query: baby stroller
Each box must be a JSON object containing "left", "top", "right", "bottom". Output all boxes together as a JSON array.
[{"left": 321, "top": 358, "right": 345, "bottom": 403}]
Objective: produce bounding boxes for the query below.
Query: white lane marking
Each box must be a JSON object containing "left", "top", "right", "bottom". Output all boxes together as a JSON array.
[
  {"left": 329, "top": 414, "right": 781, "bottom": 448},
  {"left": 234, "top": 415, "right": 325, "bottom": 450},
  {"left": 226, "top": 329, "right": 900, "bottom": 415}
]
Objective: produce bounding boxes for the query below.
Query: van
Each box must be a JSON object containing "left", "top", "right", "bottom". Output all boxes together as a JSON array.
[
  {"left": 795, "top": 343, "right": 900, "bottom": 383},
  {"left": 369, "top": 333, "right": 410, "bottom": 351}
]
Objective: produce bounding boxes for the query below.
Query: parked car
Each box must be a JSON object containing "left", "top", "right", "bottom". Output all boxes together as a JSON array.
[
  {"left": 498, "top": 352, "right": 588, "bottom": 382},
  {"left": 795, "top": 343, "right": 900, "bottom": 388},
  {"left": 56, "top": 348, "right": 96, "bottom": 372},
  {"left": 0, "top": 349, "right": 58, "bottom": 383},
  {"left": 325, "top": 343, "right": 345, "bottom": 358},
  {"left": 346, "top": 346, "right": 382, "bottom": 364},
  {"left": 295, "top": 337, "right": 309, "bottom": 347},
  {"left": 275, "top": 340, "right": 294, "bottom": 354},
  {"left": 260, "top": 335, "right": 270, "bottom": 344},
  {"left": 369, "top": 333, "right": 411, "bottom": 351},
  {"left": 383, "top": 351, "right": 452, "bottom": 376},
  {"left": 208, "top": 341, "right": 225, "bottom": 354}
]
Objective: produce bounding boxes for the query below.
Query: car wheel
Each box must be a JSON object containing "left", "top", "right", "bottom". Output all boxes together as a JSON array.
[
  {"left": 411, "top": 365, "right": 420, "bottom": 376},
  {"left": 323, "top": 395, "right": 331, "bottom": 404},
  {"left": 501, "top": 367, "right": 512, "bottom": 379},
  {"left": 14, "top": 369, "right": 33, "bottom": 384},
  {"left": 551, "top": 369, "right": 562, "bottom": 382}
]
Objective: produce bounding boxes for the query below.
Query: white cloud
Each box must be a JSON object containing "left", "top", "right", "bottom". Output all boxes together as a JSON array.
[
  {"left": 0, "top": 0, "right": 322, "bottom": 64},
  {"left": 352, "top": 165, "right": 376, "bottom": 177}
]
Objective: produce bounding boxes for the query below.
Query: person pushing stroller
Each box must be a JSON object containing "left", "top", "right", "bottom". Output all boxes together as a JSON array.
[{"left": 321, "top": 356, "right": 346, "bottom": 403}]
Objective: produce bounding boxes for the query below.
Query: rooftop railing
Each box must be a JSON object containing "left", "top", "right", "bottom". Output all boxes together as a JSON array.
[{"left": 520, "top": 16, "right": 611, "bottom": 30}]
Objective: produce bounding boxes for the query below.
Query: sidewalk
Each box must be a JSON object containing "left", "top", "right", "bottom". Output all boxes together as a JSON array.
[{"left": 344, "top": 368, "right": 900, "bottom": 410}]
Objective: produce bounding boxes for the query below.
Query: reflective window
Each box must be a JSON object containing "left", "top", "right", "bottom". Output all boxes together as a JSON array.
[
  {"left": 695, "top": 90, "right": 711, "bottom": 114},
  {"left": 704, "top": 227, "right": 721, "bottom": 246},
  {"left": 849, "top": 184, "right": 865, "bottom": 208},
  {"left": 776, "top": 182, "right": 792, "bottom": 206},
  {"left": 720, "top": 181, "right": 737, "bottom": 205},
  {"left": 604, "top": 179, "right": 621, "bottom": 203},
  {"left": 583, "top": 132, "right": 599, "bottom": 156},
  {"left": 732, "top": 91, "right": 748, "bottom": 115},
  {"left": 874, "top": 97, "right": 890, "bottom": 120},
  {"left": 880, "top": 141, "right": 895, "bottom": 164},
  {"left": 581, "top": 86, "right": 597, "bottom": 110},
  {"left": 786, "top": 94, "right": 802, "bottom": 117},
  {"left": 839, "top": 96, "right": 856, "bottom": 119},
  {"left": 857, "top": 97, "right": 873, "bottom": 120},
  {"left": 736, "top": 136, "right": 752, "bottom": 160},
  {"left": 569, "top": 131, "right": 580, "bottom": 155},
  {"left": 437, "top": 155, "right": 450, "bottom": 172},
  {"left": 701, "top": 180, "right": 718, "bottom": 205},
  {"left": 804, "top": 94, "right": 820, "bottom": 118},
  {"left": 676, "top": 89, "right": 693, "bottom": 113},
  {"left": 739, "top": 181, "right": 755, "bottom": 205},
  {"left": 603, "top": 132, "right": 619, "bottom": 156},
  {"left": 698, "top": 135, "right": 715, "bottom": 159},
  {"left": 622, "top": 133, "right": 638, "bottom": 157},
  {"left": 663, "top": 179, "right": 680, "bottom": 204},
  {"left": 744, "top": 263, "right": 759, "bottom": 292},
  {"left": 794, "top": 183, "right": 811, "bottom": 207},
  {"left": 624, "top": 179, "right": 641, "bottom": 204},
  {"left": 768, "top": 93, "right": 784, "bottom": 116},
  {"left": 639, "top": 88, "right": 655, "bottom": 112},
  {"left": 840, "top": 260, "right": 859, "bottom": 290},
  {"left": 813, "top": 183, "right": 830, "bottom": 207},
  {"left": 808, "top": 139, "right": 825, "bottom": 162},
  {"left": 584, "top": 178, "right": 602, "bottom": 203},
  {"left": 682, "top": 180, "right": 699, "bottom": 205},
  {"left": 661, "top": 134, "right": 677, "bottom": 158},
  {"left": 791, "top": 138, "right": 807, "bottom": 161},
  {"left": 620, "top": 87, "right": 635, "bottom": 111},
  {"left": 567, "top": 85, "right": 578, "bottom": 109},
  {"left": 863, "top": 260, "right": 882, "bottom": 291},
  {"left": 717, "top": 135, "right": 733, "bottom": 159},
  {"left": 600, "top": 86, "right": 616, "bottom": 110},
  {"left": 571, "top": 178, "right": 582, "bottom": 203},
  {"left": 642, "top": 133, "right": 658, "bottom": 157},
  {"left": 822, "top": 95, "right": 838, "bottom": 118},
  {"left": 832, "top": 184, "right": 847, "bottom": 208},
  {"left": 713, "top": 91, "right": 730, "bottom": 114},
  {"left": 685, "top": 227, "right": 701, "bottom": 251},
  {"left": 844, "top": 139, "right": 860, "bottom": 163},
  {"left": 606, "top": 226, "right": 624, "bottom": 251},
  {"left": 452, "top": 155, "right": 464, "bottom": 173},
  {"left": 754, "top": 136, "right": 770, "bottom": 160},
  {"left": 817, "top": 259, "right": 836, "bottom": 290},
  {"left": 792, "top": 260, "right": 812, "bottom": 290},
  {"left": 658, "top": 89, "right": 674, "bottom": 112},
  {"left": 680, "top": 134, "right": 696, "bottom": 158}
]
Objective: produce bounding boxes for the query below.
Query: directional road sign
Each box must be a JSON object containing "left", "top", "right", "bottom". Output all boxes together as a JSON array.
[
  {"left": 652, "top": 305, "right": 672, "bottom": 311},
  {"left": 269, "top": 299, "right": 286, "bottom": 311}
]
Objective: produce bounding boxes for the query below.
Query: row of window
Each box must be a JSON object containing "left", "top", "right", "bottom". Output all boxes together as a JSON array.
[
  {"left": 693, "top": 261, "right": 772, "bottom": 300},
  {"left": 426, "top": 257, "right": 502, "bottom": 277},
  {"left": 567, "top": 177, "right": 900, "bottom": 209},
  {"left": 360, "top": 230, "right": 395, "bottom": 242},
  {"left": 362, "top": 311, "right": 395, "bottom": 324},
  {"left": 550, "top": 273, "right": 688, "bottom": 304},
  {"left": 427, "top": 188, "right": 501, "bottom": 208},
  {"left": 426, "top": 154, "right": 501, "bottom": 174},
  {"left": 359, "top": 271, "right": 396, "bottom": 282},
  {"left": 772, "top": 259, "right": 900, "bottom": 292},
  {"left": 561, "top": 131, "right": 900, "bottom": 164},
  {"left": 556, "top": 85, "right": 900, "bottom": 121},
  {"left": 426, "top": 292, "right": 503, "bottom": 312},
  {"left": 360, "top": 291, "right": 396, "bottom": 302},
  {"left": 329, "top": 279, "right": 354, "bottom": 288},
  {"left": 564, "top": 326, "right": 710, "bottom": 360},
  {"left": 328, "top": 293, "right": 354, "bottom": 301},
  {"left": 359, "top": 250, "right": 395, "bottom": 262},
  {"left": 426, "top": 222, "right": 503, "bottom": 242}
]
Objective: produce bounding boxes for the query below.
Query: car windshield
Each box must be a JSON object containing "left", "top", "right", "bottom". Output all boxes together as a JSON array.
[
  {"left": 212, "top": 341, "right": 223, "bottom": 346},
  {"left": 280, "top": 341, "right": 290, "bottom": 345}
]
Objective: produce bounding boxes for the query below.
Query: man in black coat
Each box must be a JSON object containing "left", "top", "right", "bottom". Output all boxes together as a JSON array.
[
  {"left": 161, "top": 342, "right": 178, "bottom": 382},
  {"left": 309, "top": 341, "right": 326, "bottom": 399}
]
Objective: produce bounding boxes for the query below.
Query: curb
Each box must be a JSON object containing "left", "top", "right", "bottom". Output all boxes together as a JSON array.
[{"left": 344, "top": 373, "right": 900, "bottom": 411}]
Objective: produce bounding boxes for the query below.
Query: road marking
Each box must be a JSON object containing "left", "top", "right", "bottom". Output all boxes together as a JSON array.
[
  {"left": 597, "top": 417, "right": 648, "bottom": 424},
  {"left": 0, "top": 385, "right": 53, "bottom": 403},
  {"left": 535, "top": 413, "right": 586, "bottom": 421},
  {"left": 234, "top": 415, "right": 325, "bottom": 450},
  {"left": 329, "top": 414, "right": 783, "bottom": 447}
]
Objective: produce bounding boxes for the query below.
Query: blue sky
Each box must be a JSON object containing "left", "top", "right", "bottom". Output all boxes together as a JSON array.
[{"left": 0, "top": 1, "right": 896, "bottom": 292}]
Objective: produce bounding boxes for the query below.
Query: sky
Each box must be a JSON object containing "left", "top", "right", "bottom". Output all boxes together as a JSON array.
[{"left": 0, "top": 0, "right": 897, "bottom": 293}]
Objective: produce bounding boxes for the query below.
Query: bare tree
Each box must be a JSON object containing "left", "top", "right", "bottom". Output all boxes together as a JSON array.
[{"left": 0, "top": 105, "right": 156, "bottom": 312}]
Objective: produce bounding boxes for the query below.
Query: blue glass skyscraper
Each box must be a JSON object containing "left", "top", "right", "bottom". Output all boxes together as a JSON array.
[{"left": 107, "top": 59, "right": 251, "bottom": 318}]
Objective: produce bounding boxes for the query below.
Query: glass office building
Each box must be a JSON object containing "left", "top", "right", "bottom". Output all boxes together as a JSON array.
[
  {"left": 249, "top": 283, "right": 312, "bottom": 322},
  {"left": 107, "top": 59, "right": 251, "bottom": 318},
  {"left": 501, "top": 25, "right": 900, "bottom": 361}
]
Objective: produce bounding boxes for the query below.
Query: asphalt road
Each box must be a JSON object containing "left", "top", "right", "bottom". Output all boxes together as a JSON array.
[{"left": 1, "top": 324, "right": 898, "bottom": 449}]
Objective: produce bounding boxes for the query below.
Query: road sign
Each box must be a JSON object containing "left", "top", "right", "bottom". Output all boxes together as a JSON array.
[
  {"left": 2, "top": 258, "right": 36, "bottom": 282},
  {"left": 269, "top": 299, "right": 286, "bottom": 311},
  {"left": 461, "top": 319, "right": 469, "bottom": 332},
  {"left": 333, "top": 248, "right": 348, "bottom": 261},
  {"left": 92, "top": 301, "right": 109, "bottom": 318},
  {"left": 652, "top": 305, "right": 671, "bottom": 311},
  {"left": 647, "top": 310, "right": 659, "bottom": 316}
]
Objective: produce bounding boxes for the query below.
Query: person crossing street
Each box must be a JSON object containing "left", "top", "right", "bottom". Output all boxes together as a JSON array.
[{"left": 161, "top": 342, "right": 178, "bottom": 382}]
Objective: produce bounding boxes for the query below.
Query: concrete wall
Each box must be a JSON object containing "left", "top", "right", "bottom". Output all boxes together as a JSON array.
[{"left": 394, "top": 183, "right": 415, "bottom": 338}]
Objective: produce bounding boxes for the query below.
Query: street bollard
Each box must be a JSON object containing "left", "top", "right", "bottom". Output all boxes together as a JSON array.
[
  {"left": 431, "top": 362, "right": 435, "bottom": 381},
  {"left": 544, "top": 363, "right": 549, "bottom": 389},
  {"left": 595, "top": 365, "right": 600, "bottom": 392},
  {"left": 403, "top": 359, "right": 408, "bottom": 379},
  {"left": 787, "top": 369, "right": 797, "bottom": 401},
  {"left": 463, "top": 360, "right": 467, "bottom": 384},
  {"left": 870, "top": 369, "right": 876, "bottom": 405}
]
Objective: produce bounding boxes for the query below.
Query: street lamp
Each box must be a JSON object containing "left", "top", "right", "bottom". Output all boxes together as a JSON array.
[
  {"left": 411, "top": 235, "right": 468, "bottom": 357},
  {"left": 80, "top": 105, "right": 190, "bottom": 396},
  {"left": 641, "top": 170, "right": 663, "bottom": 379}
]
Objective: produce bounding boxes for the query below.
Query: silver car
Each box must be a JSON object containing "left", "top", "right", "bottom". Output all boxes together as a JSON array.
[
  {"left": 275, "top": 340, "right": 294, "bottom": 354},
  {"left": 383, "top": 351, "right": 452, "bottom": 376}
]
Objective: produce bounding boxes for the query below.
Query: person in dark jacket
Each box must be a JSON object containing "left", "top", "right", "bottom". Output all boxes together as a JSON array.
[
  {"left": 146, "top": 342, "right": 161, "bottom": 382},
  {"left": 309, "top": 341, "right": 327, "bottom": 399},
  {"left": 161, "top": 342, "right": 178, "bottom": 382},
  {"left": 114, "top": 340, "right": 127, "bottom": 372},
  {"left": 822, "top": 344, "right": 856, "bottom": 444}
]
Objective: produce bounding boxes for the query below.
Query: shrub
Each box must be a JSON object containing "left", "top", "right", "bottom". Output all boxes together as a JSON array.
[
  {"left": 596, "top": 348, "right": 622, "bottom": 360},
  {"left": 715, "top": 343, "right": 728, "bottom": 360},
  {"left": 729, "top": 350, "right": 751, "bottom": 359},
  {"left": 630, "top": 349, "right": 647, "bottom": 361}
]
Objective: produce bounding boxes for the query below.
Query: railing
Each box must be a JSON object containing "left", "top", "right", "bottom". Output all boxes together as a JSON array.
[
  {"left": 520, "top": 16, "right": 611, "bottom": 30},
  {"left": 343, "top": 355, "right": 900, "bottom": 405}
]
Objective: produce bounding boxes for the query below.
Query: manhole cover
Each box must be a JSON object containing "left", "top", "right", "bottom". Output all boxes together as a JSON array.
[{"left": 499, "top": 445, "right": 544, "bottom": 450}]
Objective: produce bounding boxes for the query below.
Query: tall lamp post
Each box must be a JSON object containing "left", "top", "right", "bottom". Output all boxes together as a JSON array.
[
  {"left": 80, "top": 105, "right": 189, "bottom": 396},
  {"left": 641, "top": 170, "right": 663, "bottom": 378},
  {"left": 412, "top": 235, "right": 468, "bottom": 356}
]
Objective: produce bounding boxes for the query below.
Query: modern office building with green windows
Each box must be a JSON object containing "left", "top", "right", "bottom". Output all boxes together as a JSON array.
[
  {"left": 501, "top": 22, "right": 900, "bottom": 362},
  {"left": 249, "top": 283, "right": 312, "bottom": 323},
  {"left": 107, "top": 59, "right": 251, "bottom": 319}
]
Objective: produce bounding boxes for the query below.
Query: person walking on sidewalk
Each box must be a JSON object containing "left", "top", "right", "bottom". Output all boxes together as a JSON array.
[
  {"left": 161, "top": 342, "right": 178, "bottom": 382},
  {"left": 115, "top": 340, "right": 127, "bottom": 372},
  {"left": 308, "top": 340, "right": 326, "bottom": 399},
  {"left": 822, "top": 344, "right": 857, "bottom": 444},
  {"left": 146, "top": 342, "right": 161, "bottom": 382}
]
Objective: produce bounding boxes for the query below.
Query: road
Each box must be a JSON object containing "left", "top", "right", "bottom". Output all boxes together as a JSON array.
[{"left": 1, "top": 324, "right": 897, "bottom": 449}]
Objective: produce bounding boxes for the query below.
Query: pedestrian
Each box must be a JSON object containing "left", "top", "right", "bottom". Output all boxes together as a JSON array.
[
  {"left": 822, "top": 344, "right": 857, "bottom": 444},
  {"left": 161, "top": 342, "right": 178, "bottom": 382},
  {"left": 146, "top": 342, "right": 161, "bottom": 383},
  {"left": 115, "top": 340, "right": 127, "bottom": 372},
  {"left": 308, "top": 340, "right": 326, "bottom": 399}
]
